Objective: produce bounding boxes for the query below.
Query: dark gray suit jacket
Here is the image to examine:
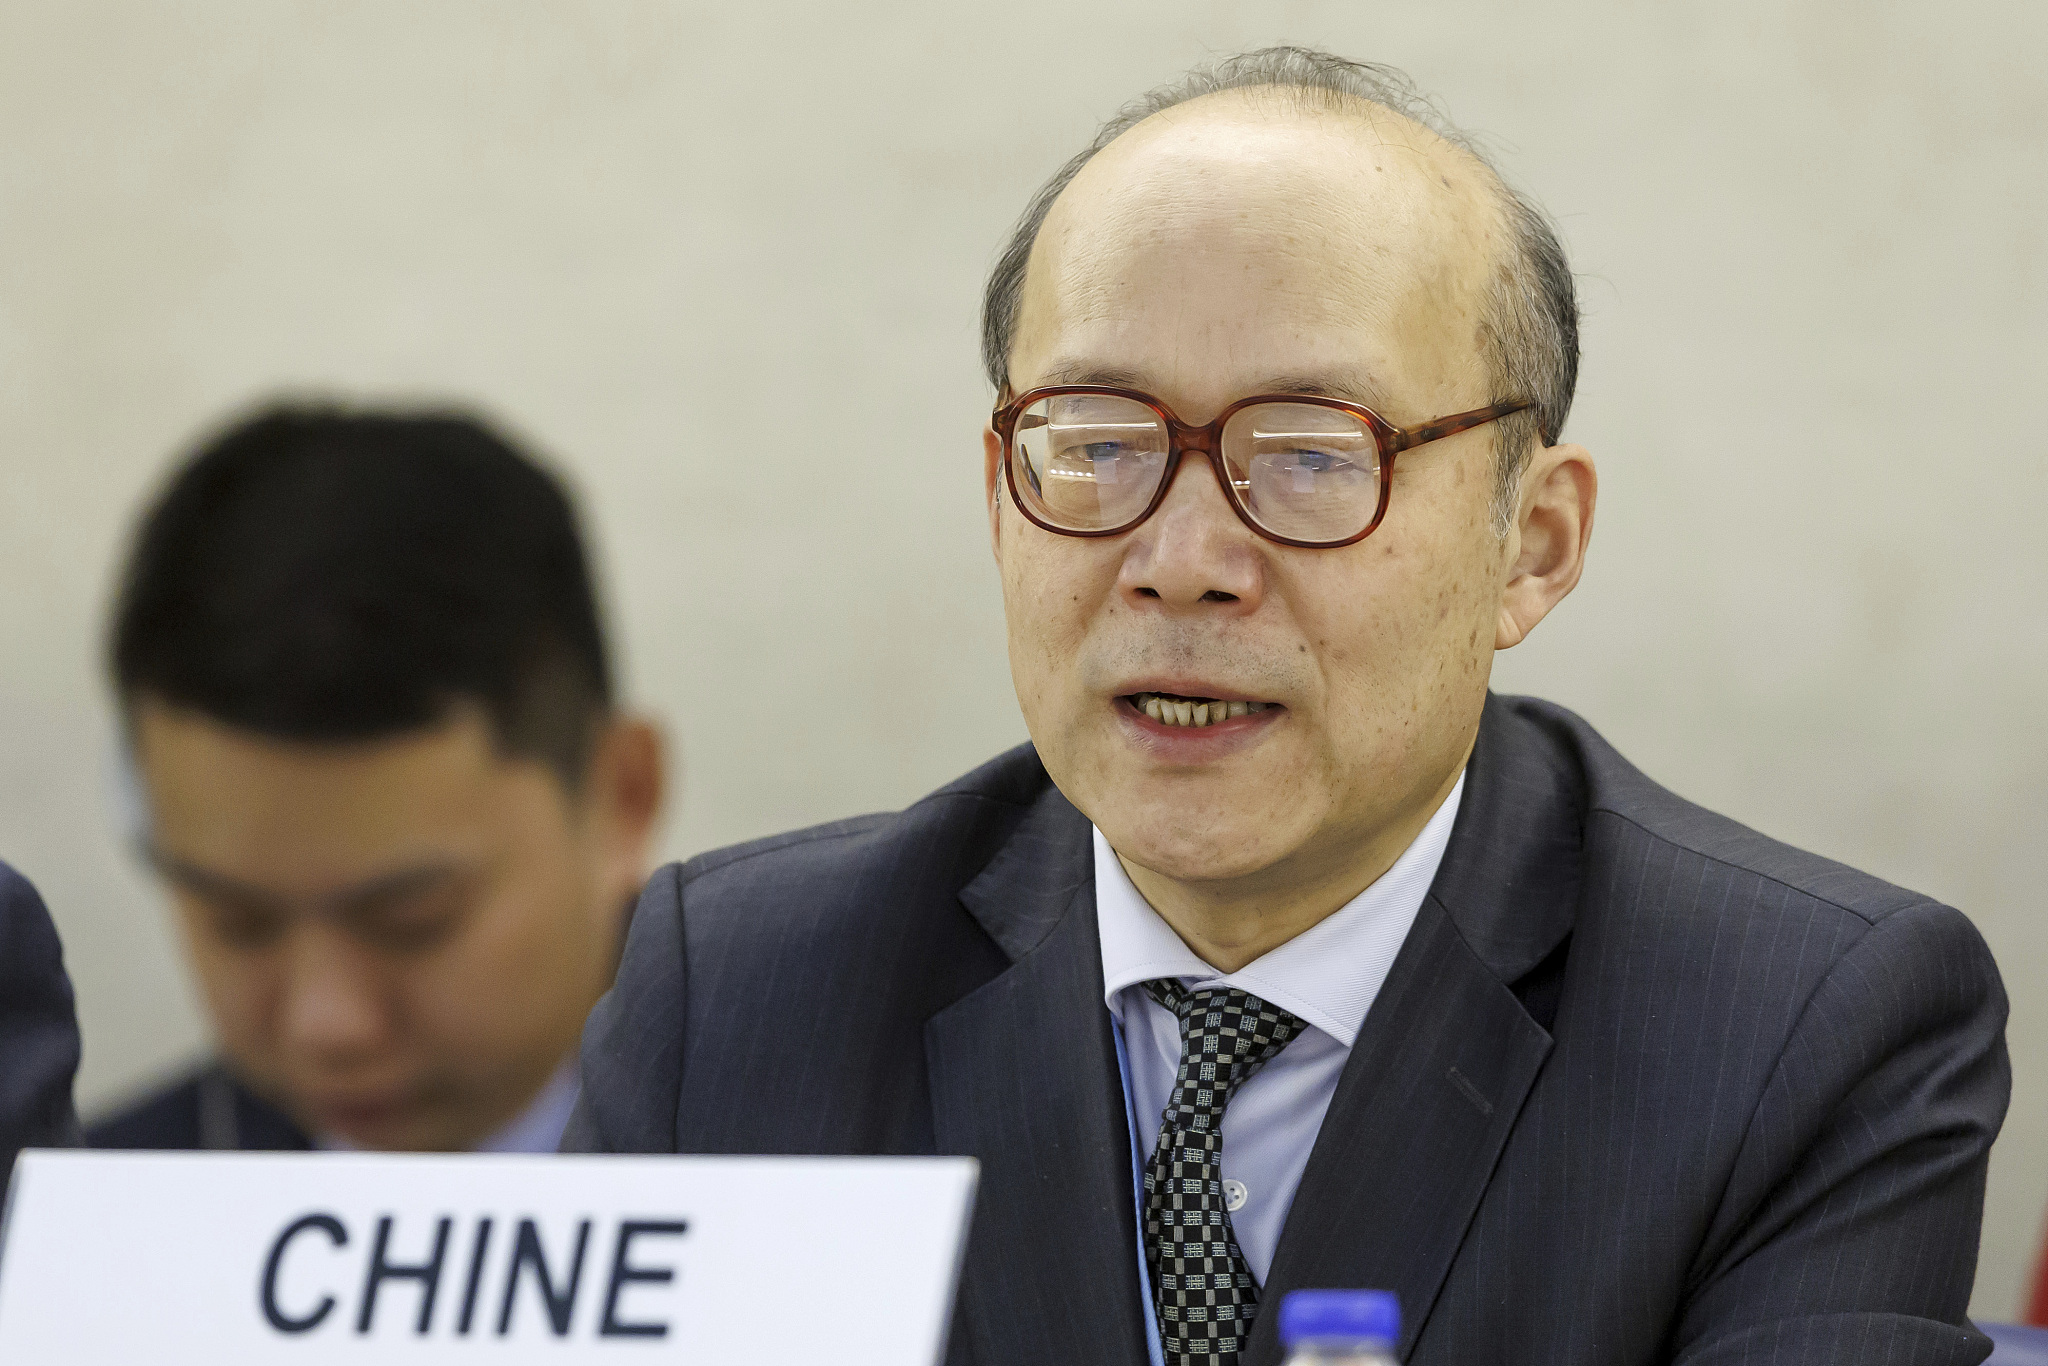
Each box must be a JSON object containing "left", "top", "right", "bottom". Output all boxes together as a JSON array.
[
  {"left": 567, "top": 695, "right": 2009, "bottom": 1366},
  {"left": 1, "top": 862, "right": 82, "bottom": 1183},
  {"left": 87, "top": 1060, "right": 311, "bottom": 1152}
]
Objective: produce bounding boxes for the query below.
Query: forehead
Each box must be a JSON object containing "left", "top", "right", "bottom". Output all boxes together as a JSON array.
[
  {"left": 133, "top": 701, "right": 523, "bottom": 891},
  {"left": 1012, "top": 91, "right": 1504, "bottom": 414}
]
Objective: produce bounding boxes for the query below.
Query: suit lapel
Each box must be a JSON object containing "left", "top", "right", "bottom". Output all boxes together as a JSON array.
[
  {"left": 926, "top": 786, "right": 1151, "bottom": 1366},
  {"left": 1247, "top": 899, "right": 1552, "bottom": 1363},
  {"left": 923, "top": 697, "right": 1583, "bottom": 1365},
  {"left": 1246, "top": 696, "right": 1582, "bottom": 1364}
]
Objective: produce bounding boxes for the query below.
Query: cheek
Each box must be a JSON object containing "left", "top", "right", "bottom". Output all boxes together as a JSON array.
[
  {"left": 1298, "top": 524, "right": 1497, "bottom": 702},
  {"left": 1002, "top": 532, "right": 1117, "bottom": 700},
  {"left": 395, "top": 916, "right": 551, "bottom": 1067},
  {"left": 467, "top": 870, "right": 582, "bottom": 974},
  {"left": 173, "top": 916, "right": 273, "bottom": 1039},
  {"left": 192, "top": 954, "right": 277, "bottom": 1055},
  {"left": 406, "top": 878, "right": 591, "bottom": 1061}
]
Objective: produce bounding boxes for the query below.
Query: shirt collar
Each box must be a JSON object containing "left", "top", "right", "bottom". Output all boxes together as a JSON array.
[
  {"left": 315, "top": 1059, "right": 581, "bottom": 1155},
  {"left": 472, "top": 1060, "right": 581, "bottom": 1154},
  {"left": 1094, "top": 770, "right": 1465, "bottom": 1049}
]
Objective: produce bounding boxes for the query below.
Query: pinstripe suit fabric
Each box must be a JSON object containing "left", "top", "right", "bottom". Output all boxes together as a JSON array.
[{"left": 566, "top": 694, "right": 2008, "bottom": 1366}]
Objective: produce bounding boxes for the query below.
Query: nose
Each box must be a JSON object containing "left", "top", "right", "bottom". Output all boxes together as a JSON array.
[
  {"left": 278, "top": 926, "right": 394, "bottom": 1065},
  {"left": 1117, "top": 450, "right": 1265, "bottom": 612}
]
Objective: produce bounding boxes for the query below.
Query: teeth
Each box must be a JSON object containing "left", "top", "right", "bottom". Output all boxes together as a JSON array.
[{"left": 1131, "top": 693, "right": 1274, "bottom": 728}]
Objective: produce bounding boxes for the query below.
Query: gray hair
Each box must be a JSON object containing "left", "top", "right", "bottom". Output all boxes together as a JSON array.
[{"left": 979, "top": 46, "right": 1579, "bottom": 532}]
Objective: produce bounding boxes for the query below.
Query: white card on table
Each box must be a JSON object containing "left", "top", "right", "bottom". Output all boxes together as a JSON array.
[{"left": 0, "top": 1150, "right": 976, "bottom": 1364}]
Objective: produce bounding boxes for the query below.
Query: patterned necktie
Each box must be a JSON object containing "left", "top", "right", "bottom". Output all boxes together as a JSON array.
[{"left": 1141, "top": 979, "right": 1307, "bottom": 1366}]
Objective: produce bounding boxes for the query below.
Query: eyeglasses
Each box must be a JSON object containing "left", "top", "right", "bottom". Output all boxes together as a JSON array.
[{"left": 991, "top": 385, "right": 1533, "bottom": 549}]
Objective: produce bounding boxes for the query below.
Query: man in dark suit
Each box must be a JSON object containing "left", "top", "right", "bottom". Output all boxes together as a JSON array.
[
  {"left": 567, "top": 46, "right": 2008, "bottom": 1366},
  {"left": 1, "top": 865, "right": 81, "bottom": 1182},
  {"left": 89, "top": 405, "right": 664, "bottom": 1155}
]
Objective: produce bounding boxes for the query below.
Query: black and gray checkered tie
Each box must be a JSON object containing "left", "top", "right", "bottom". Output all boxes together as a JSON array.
[{"left": 1141, "top": 979, "right": 1307, "bottom": 1366}]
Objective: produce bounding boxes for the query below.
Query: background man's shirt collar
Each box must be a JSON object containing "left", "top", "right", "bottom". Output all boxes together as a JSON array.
[{"left": 315, "top": 1059, "right": 581, "bottom": 1155}]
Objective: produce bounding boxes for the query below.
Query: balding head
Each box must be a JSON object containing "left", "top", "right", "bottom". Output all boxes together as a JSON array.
[
  {"left": 983, "top": 47, "right": 1577, "bottom": 528},
  {"left": 1014, "top": 89, "right": 1506, "bottom": 444}
]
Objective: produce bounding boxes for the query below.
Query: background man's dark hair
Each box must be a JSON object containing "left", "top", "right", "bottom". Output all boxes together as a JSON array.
[{"left": 111, "top": 403, "right": 614, "bottom": 787}]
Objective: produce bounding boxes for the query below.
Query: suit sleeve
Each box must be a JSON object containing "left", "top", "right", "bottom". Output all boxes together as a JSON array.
[
  {"left": 0, "top": 864, "right": 82, "bottom": 1180},
  {"left": 561, "top": 863, "right": 688, "bottom": 1153},
  {"left": 1672, "top": 900, "right": 2009, "bottom": 1366}
]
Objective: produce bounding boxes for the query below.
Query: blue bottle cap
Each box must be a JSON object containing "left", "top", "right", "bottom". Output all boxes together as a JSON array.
[{"left": 1277, "top": 1289, "right": 1400, "bottom": 1348}]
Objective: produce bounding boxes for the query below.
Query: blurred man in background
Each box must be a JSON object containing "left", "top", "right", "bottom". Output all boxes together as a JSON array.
[{"left": 89, "top": 405, "right": 663, "bottom": 1153}]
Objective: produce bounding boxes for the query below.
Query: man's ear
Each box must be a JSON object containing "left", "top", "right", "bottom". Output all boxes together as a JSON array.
[
  {"left": 983, "top": 424, "right": 1004, "bottom": 561},
  {"left": 585, "top": 715, "right": 666, "bottom": 907},
  {"left": 1496, "top": 443, "right": 1597, "bottom": 649}
]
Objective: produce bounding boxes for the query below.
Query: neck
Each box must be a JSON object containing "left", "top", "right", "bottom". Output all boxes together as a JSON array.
[{"left": 1118, "top": 761, "right": 1466, "bottom": 974}]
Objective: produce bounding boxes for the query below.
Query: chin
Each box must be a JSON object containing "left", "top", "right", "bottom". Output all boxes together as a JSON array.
[{"left": 1100, "top": 815, "right": 1300, "bottom": 887}]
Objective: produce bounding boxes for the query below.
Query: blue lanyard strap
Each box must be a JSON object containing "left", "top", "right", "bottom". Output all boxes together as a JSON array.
[{"left": 1112, "top": 1012, "right": 1167, "bottom": 1366}]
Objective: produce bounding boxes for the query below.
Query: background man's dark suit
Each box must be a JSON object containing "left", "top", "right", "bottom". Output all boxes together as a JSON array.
[
  {"left": 1, "top": 863, "right": 81, "bottom": 1181},
  {"left": 88, "top": 1064, "right": 310, "bottom": 1151},
  {"left": 567, "top": 695, "right": 2009, "bottom": 1366}
]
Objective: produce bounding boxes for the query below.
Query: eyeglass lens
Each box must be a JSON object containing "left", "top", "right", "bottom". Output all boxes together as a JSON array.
[{"left": 1010, "top": 393, "right": 1384, "bottom": 544}]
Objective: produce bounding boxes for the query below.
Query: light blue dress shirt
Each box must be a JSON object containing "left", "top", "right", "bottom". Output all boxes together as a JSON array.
[
  {"left": 1094, "top": 770, "right": 1464, "bottom": 1347},
  {"left": 474, "top": 1060, "right": 581, "bottom": 1154},
  {"left": 317, "top": 1059, "right": 581, "bottom": 1154}
]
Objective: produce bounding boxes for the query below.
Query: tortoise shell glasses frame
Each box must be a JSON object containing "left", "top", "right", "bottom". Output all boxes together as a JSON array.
[{"left": 991, "top": 384, "right": 1534, "bottom": 550}]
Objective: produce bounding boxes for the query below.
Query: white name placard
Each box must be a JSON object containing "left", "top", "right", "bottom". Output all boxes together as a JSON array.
[{"left": 0, "top": 1150, "right": 976, "bottom": 1363}]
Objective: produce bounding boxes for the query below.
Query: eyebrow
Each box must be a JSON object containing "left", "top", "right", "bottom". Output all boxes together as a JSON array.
[
  {"left": 146, "top": 848, "right": 473, "bottom": 921},
  {"left": 1247, "top": 371, "right": 1395, "bottom": 409},
  {"left": 1024, "top": 363, "right": 1395, "bottom": 411},
  {"left": 1031, "top": 361, "right": 1153, "bottom": 389}
]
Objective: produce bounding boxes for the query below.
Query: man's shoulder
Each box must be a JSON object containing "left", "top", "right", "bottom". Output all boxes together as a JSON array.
[
  {"left": 86, "top": 1063, "right": 309, "bottom": 1152},
  {"left": 1489, "top": 697, "right": 2003, "bottom": 1140},
  {"left": 1427, "top": 700, "right": 2005, "bottom": 1366},
  {"left": 1492, "top": 696, "right": 1989, "bottom": 1017},
  {"left": 662, "top": 741, "right": 1064, "bottom": 932},
  {"left": 0, "top": 858, "right": 82, "bottom": 1165},
  {"left": 1503, "top": 695, "right": 1939, "bottom": 928},
  {"left": 569, "top": 747, "right": 1061, "bottom": 1153},
  {"left": 0, "top": 860, "right": 74, "bottom": 1005},
  {"left": 86, "top": 1068, "right": 208, "bottom": 1150}
]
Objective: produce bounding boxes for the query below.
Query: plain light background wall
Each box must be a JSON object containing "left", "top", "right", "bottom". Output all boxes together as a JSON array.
[{"left": 2, "top": 0, "right": 2041, "bottom": 1317}]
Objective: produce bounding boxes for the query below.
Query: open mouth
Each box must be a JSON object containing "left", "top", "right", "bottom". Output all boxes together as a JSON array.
[{"left": 1126, "top": 691, "right": 1276, "bottom": 729}]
